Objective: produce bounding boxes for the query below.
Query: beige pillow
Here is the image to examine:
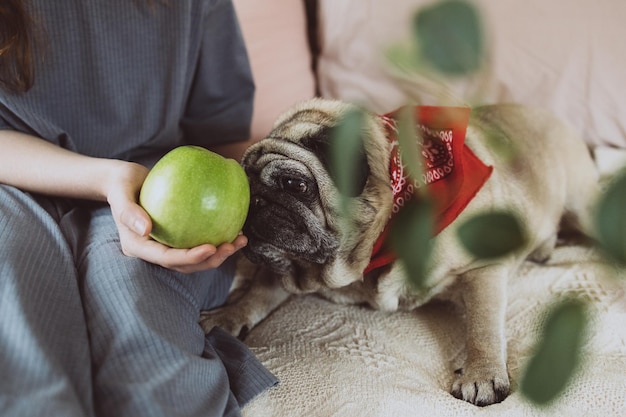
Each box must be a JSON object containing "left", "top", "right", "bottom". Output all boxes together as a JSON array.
[{"left": 212, "top": 0, "right": 317, "bottom": 160}]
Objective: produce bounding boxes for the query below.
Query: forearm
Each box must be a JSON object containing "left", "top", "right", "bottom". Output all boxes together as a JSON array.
[
  {"left": 0, "top": 130, "right": 146, "bottom": 201},
  {"left": 0, "top": 129, "right": 246, "bottom": 272}
]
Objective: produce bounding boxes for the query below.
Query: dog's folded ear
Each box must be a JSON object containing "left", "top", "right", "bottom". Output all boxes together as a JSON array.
[{"left": 301, "top": 125, "right": 370, "bottom": 197}]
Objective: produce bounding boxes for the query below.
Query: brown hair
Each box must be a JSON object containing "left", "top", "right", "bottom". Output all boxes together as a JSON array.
[
  {"left": 0, "top": 0, "right": 37, "bottom": 94},
  {"left": 0, "top": 0, "right": 167, "bottom": 94}
]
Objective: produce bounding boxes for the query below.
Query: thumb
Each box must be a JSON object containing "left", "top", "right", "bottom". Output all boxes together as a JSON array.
[
  {"left": 118, "top": 202, "right": 152, "bottom": 237},
  {"left": 104, "top": 161, "right": 152, "bottom": 237}
]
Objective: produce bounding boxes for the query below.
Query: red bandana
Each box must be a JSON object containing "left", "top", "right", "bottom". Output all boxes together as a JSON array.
[{"left": 363, "top": 106, "right": 493, "bottom": 274}]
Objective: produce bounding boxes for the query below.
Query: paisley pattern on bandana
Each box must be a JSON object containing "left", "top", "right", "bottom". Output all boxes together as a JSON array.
[{"left": 364, "top": 106, "right": 493, "bottom": 275}]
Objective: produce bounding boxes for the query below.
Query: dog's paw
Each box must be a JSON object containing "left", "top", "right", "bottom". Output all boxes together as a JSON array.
[
  {"left": 451, "top": 366, "right": 510, "bottom": 406},
  {"left": 198, "top": 308, "right": 251, "bottom": 338}
]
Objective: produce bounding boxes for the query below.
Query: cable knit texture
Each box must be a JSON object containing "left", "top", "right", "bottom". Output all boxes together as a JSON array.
[{"left": 241, "top": 241, "right": 626, "bottom": 416}]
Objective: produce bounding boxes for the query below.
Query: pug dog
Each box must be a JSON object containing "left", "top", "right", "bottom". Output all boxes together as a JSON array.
[{"left": 199, "top": 98, "right": 599, "bottom": 406}]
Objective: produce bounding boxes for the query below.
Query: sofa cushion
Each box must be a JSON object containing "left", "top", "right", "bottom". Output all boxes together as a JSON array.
[
  {"left": 234, "top": 0, "right": 316, "bottom": 138},
  {"left": 212, "top": 0, "right": 317, "bottom": 159}
]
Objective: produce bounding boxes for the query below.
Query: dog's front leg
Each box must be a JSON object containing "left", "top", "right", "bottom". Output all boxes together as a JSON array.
[
  {"left": 199, "top": 262, "right": 290, "bottom": 338},
  {"left": 451, "top": 264, "right": 510, "bottom": 406}
]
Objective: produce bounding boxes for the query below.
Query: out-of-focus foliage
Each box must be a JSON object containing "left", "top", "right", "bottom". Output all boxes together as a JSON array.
[{"left": 520, "top": 299, "right": 588, "bottom": 405}]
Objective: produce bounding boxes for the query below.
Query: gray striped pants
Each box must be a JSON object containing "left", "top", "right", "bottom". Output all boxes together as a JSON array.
[{"left": 0, "top": 185, "right": 276, "bottom": 417}]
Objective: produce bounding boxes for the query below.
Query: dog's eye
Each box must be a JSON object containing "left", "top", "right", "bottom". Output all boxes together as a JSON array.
[{"left": 281, "top": 177, "right": 308, "bottom": 194}]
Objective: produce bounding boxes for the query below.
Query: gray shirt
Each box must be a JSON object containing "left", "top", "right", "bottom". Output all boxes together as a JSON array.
[{"left": 0, "top": 0, "right": 254, "bottom": 166}]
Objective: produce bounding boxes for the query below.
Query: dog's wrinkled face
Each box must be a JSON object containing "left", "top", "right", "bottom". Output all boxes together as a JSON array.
[
  {"left": 240, "top": 99, "right": 390, "bottom": 293},
  {"left": 242, "top": 140, "right": 339, "bottom": 268}
]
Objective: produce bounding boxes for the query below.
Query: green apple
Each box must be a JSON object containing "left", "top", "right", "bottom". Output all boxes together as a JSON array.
[{"left": 139, "top": 145, "right": 250, "bottom": 248}]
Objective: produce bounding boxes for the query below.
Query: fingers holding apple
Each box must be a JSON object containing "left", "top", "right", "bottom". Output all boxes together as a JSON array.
[
  {"left": 134, "top": 145, "right": 251, "bottom": 271},
  {"left": 161, "top": 233, "right": 248, "bottom": 273},
  {"left": 108, "top": 185, "right": 220, "bottom": 273},
  {"left": 123, "top": 234, "right": 246, "bottom": 274}
]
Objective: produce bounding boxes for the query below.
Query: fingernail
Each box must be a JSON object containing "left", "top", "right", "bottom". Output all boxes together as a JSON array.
[{"left": 133, "top": 219, "right": 148, "bottom": 235}]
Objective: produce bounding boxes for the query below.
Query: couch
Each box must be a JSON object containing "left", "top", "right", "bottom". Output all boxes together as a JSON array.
[{"left": 215, "top": 1, "right": 626, "bottom": 416}]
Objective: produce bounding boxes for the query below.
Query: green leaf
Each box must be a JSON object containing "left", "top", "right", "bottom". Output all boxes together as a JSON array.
[
  {"left": 521, "top": 299, "right": 588, "bottom": 406},
  {"left": 595, "top": 171, "right": 626, "bottom": 265},
  {"left": 396, "top": 106, "right": 424, "bottom": 181},
  {"left": 414, "top": 0, "right": 484, "bottom": 76},
  {"left": 390, "top": 200, "right": 434, "bottom": 290},
  {"left": 330, "top": 107, "right": 365, "bottom": 213},
  {"left": 457, "top": 211, "right": 526, "bottom": 259}
]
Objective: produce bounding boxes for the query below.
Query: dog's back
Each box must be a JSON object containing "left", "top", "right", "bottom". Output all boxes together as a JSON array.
[{"left": 466, "top": 104, "right": 599, "bottom": 239}]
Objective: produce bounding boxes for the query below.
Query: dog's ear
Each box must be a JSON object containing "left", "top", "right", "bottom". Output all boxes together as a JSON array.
[{"left": 301, "top": 125, "right": 370, "bottom": 197}]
